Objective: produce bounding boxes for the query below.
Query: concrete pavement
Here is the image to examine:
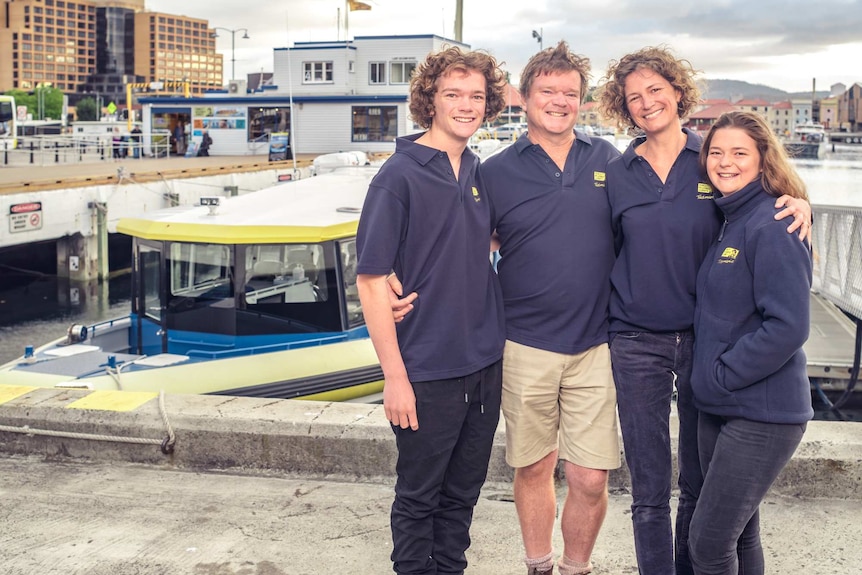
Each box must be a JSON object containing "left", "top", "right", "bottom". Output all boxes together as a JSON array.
[
  {"left": 0, "top": 388, "right": 860, "bottom": 573},
  {"left": 1, "top": 456, "right": 860, "bottom": 575}
]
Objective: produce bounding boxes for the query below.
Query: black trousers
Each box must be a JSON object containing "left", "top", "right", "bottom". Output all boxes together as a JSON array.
[{"left": 390, "top": 359, "right": 502, "bottom": 575}]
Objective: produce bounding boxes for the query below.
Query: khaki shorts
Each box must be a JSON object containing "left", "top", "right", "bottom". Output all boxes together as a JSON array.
[{"left": 502, "top": 340, "right": 621, "bottom": 470}]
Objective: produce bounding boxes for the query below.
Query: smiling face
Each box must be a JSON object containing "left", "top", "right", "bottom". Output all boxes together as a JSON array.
[
  {"left": 427, "top": 68, "right": 487, "bottom": 146},
  {"left": 623, "top": 67, "right": 682, "bottom": 135},
  {"left": 522, "top": 70, "right": 582, "bottom": 143},
  {"left": 706, "top": 127, "right": 763, "bottom": 196}
]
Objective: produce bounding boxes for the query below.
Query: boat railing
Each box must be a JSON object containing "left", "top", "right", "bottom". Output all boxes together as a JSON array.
[{"left": 184, "top": 332, "right": 350, "bottom": 359}]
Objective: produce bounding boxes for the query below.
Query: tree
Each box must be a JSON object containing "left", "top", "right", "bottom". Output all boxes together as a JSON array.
[
  {"left": 76, "top": 97, "right": 98, "bottom": 121},
  {"left": 6, "top": 89, "right": 33, "bottom": 118},
  {"left": 5, "top": 85, "right": 62, "bottom": 120}
]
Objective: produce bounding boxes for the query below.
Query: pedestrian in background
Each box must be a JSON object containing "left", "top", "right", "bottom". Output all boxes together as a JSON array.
[{"left": 198, "top": 129, "right": 212, "bottom": 157}]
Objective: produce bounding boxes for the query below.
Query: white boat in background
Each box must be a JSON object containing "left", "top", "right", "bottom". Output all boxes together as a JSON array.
[
  {"left": 0, "top": 167, "right": 384, "bottom": 402},
  {"left": 312, "top": 151, "right": 370, "bottom": 175},
  {"left": 785, "top": 122, "right": 828, "bottom": 160}
]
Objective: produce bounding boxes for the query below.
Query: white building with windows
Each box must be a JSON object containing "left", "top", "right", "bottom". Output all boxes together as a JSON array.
[{"left": 137, "top": 34, "right": 469, "bottom": 157}]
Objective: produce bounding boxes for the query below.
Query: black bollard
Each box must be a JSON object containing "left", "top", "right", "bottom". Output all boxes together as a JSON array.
[
  {"left": 55, "top": 141, "right": 60, "bottom": 163},
  {"left": 29, "top": 141, "right": 34, "bottom": 164}
]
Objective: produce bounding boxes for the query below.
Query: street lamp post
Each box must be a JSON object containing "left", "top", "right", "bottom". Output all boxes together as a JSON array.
[
  {"left": 212, "top": 27, "right": 250, "bottom": 82},
  {"left": 532, "top": 28, "right": 543, "bottom": 51}
]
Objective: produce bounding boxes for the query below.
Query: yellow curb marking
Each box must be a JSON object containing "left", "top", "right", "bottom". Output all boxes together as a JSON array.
[
  {"left": 67, "top": 390, "right": 158, "bottom": 412},
  {"left": 0, "top": 386, "right": 37, "bottom": 405}
]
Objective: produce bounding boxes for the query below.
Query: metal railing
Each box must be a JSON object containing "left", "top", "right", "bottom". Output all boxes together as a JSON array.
[
  {"left": 1, "top": 132, "right": 171, "bottom": 167},
  {"left": 811, "top": 205, "right": 862, "bottom": 411}
]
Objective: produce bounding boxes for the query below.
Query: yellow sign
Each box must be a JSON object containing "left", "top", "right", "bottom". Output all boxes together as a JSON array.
[{"left": 106, "top": 101, "right": 117, "bottom": 114}]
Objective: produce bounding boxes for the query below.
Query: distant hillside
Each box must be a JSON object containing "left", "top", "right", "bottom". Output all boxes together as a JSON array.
[{"left": 702, "top": 79, "right": 829, "bottom": 102}]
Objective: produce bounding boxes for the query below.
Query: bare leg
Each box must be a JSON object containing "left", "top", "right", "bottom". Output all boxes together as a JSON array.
[
  {"left": 514, "top": 450, "right": 559, "bottom": 558},
  {"left": 560, "top": 461, "right": 608, "bottom": 564}
]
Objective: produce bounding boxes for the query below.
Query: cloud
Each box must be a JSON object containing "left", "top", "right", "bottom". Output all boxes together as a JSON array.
[{"left": 146, "top": 0, "right": 862, "bottom": 92}]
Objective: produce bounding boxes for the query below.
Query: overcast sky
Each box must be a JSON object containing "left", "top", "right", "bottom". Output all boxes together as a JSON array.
[{"left": 148, "top": 0, "right": 861, "bottom": 94}]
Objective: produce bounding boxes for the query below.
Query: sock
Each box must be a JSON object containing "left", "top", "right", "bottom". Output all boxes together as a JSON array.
[
  {"left": 557, "top": 555, "right": 592, "bottom": 575},
  {"left": 525, "top": 550, "right": 554, "bottom": 573}
]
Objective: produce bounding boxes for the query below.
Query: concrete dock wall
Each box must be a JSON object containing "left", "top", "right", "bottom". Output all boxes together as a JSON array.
[{"left": 0, "top": 388, "right": 858, "bottom": 499}]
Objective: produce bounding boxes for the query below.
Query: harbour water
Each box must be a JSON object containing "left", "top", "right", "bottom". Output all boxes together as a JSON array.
[{"left": 1, "top": 146, "right": 860, "bottom": 417}]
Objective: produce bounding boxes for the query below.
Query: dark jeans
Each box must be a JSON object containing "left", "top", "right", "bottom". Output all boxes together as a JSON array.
[
  {"left": 611, "top": 330, "right": 702, "bottom": 575},
  {"left": 390, "top": 360, "right": 502, "bottom": 575},
  {"left": 689, "top": 413, "right": 805, "bottom": 575}
]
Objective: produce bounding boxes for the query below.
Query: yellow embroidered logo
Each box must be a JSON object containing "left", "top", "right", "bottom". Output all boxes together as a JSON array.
[
  {"left": 594, "top": 171, "right": 606, "bottom": 188},
  {"left": 472, "top": 186, "right": 481, "bottom": 202},
  {"left": 697, "top": 182, "right": 714, "bottom": 200},
  {"left": 718, "top": 247, "right": 739, "bottom": 264}
]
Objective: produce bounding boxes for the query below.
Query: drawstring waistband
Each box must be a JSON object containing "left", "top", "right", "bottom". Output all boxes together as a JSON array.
[{"left": 463, "top": 375, "right": 486, "bottom": 414}]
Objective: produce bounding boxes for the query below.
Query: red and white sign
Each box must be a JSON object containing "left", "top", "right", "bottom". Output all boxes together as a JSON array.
[{"left": 9, "top": 201, "right": 43, "bottom": 233}]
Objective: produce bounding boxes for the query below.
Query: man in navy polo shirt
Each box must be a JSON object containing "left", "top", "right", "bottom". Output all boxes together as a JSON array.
[
  {"left": 482, "top": 42, "right": 622, "bottom": 575},
  {"left": 355, "top": 46, "right": 508, "bottom": 575}
]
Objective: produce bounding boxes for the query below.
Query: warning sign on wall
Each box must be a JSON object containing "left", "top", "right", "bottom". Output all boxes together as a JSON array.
[{"left": 9, "top": 202, "right": 43, "bottom": 233}]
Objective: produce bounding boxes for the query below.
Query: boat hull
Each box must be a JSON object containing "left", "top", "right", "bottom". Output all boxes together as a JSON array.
[
  {"left": 785, "top": 141, "right": 826, "bottom": 160},
  {"left": 0, "top": 332, "right": 383, "bottom": 402}
]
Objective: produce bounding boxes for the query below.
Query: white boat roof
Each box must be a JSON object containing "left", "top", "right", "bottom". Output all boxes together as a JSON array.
[{"left": 117, "top": 166, "right": 379, "bottom": 244}]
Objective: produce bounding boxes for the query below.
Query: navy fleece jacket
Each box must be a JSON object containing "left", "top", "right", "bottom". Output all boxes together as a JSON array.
[{"left": 692, "top": 179, "right": 813, "bottom": 424}]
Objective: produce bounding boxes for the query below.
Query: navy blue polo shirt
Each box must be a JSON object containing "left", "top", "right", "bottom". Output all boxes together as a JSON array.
[
  {"left": 356, "top": 133, "right": 505, "bottom": 382},
  {"left": 607, "top": 128, "right": 721, "bottom": 334},
  {"left": 482, "top": 131, "right": 620, "bottom": 354}
]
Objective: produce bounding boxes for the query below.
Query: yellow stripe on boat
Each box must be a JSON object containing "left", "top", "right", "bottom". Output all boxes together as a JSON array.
[
  {"left": 116, "top": 221, "right": 359, "bottom": 244},
  {"left": 67, "top": 390, "right": 158, "bottom": 412},
  {"left": 0, "top": 385, "right": 36, "bottom": 405},
  {"left": 116, "top": 166, "right": 376, "bottom": 244}
]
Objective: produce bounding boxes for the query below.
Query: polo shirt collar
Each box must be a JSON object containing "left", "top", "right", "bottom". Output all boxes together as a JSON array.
[
  {"left": 395, "top": 132, "right": 478, "bottom": 166},
  {"left": 511, "top": 128, "right": 591, "bottom": 155},
  {"left": 621, "top": 127, "right": 702, "bottom": 168}
]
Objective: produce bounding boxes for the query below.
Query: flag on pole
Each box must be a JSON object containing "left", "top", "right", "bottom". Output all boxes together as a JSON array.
[{"left": 348, "top": 0, "right": 371, "bottom": 10}]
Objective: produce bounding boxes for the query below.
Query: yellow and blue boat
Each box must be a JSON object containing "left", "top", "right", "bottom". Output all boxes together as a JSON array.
[{"left": 0, "top": 167, "right": 383, "bottom": 402}]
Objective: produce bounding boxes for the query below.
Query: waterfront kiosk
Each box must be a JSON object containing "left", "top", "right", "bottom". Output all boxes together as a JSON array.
[{"left": 137, "top": 34, "right": 469, "bottom": 156}]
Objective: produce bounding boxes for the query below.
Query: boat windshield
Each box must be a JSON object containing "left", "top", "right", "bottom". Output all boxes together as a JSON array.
[{"left": 149, "top": 238, "right": 364, "bottom": 339}]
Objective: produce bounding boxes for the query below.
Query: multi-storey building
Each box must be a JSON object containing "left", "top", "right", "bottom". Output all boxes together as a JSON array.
[
  {"left": 837, "top": 82, "right": 861, "bottom": 132},
  {"left": 819, "top": 97, "right": 839, "bottom": 130},
  {"left": 769, "top": 101, "right": 793, "bottom": 136},
  {"left": 0, "top": 0, "right": 222, "bottom": 105},
  {"left": 132, "top": 11, "right": 222, "bottom": 96},
  {"left": 0, "top": 0, "right": 98, "bottom": 92}
]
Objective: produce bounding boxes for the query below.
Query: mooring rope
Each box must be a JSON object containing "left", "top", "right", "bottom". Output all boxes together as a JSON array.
[{"left": 0, "top": 389, "right": 177, "bottom": 454}]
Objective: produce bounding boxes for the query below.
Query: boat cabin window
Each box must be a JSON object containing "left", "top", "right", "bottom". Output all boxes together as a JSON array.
[
  {"left": 339, "top": 238, "right": 364, "bottom": 327},
  {"left": 137, "top": 239, "right": 364, "bottom": 338},
  {"left": 141, "top": 246, "right": 162, "bottom": 321},
  {"left": 170, "top": 243, "right": 233, "bottom": 299},
  {"left": 244, "top": 243, "right": 327, "bottom": 304}
]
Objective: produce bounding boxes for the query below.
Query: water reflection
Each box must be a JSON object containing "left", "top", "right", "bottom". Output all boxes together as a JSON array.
[{"left": 0, "top": 274, "right": 130, "bottom": 364}]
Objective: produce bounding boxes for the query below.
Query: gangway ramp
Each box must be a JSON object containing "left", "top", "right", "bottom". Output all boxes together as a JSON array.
[{"left": 806, "top": 292, "right": 857, "bottom": 380}]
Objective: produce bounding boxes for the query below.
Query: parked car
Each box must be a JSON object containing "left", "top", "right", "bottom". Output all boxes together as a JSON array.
[{"left": 490, "top": 123, "right": 527, "bottom": 140}]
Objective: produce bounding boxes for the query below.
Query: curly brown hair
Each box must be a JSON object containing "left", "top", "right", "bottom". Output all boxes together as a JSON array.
[
  {"left": 596, "top": 46, "right": 701, "bottom": 131},
  {"left": 409, "top": 46, "right": 508, "bottom": 129},
  {"left": 519, "top": 40, "right": 590, "bottom": 103},
  {"left": 700, "top": 111, "right": 808, "bottom": 201}
]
